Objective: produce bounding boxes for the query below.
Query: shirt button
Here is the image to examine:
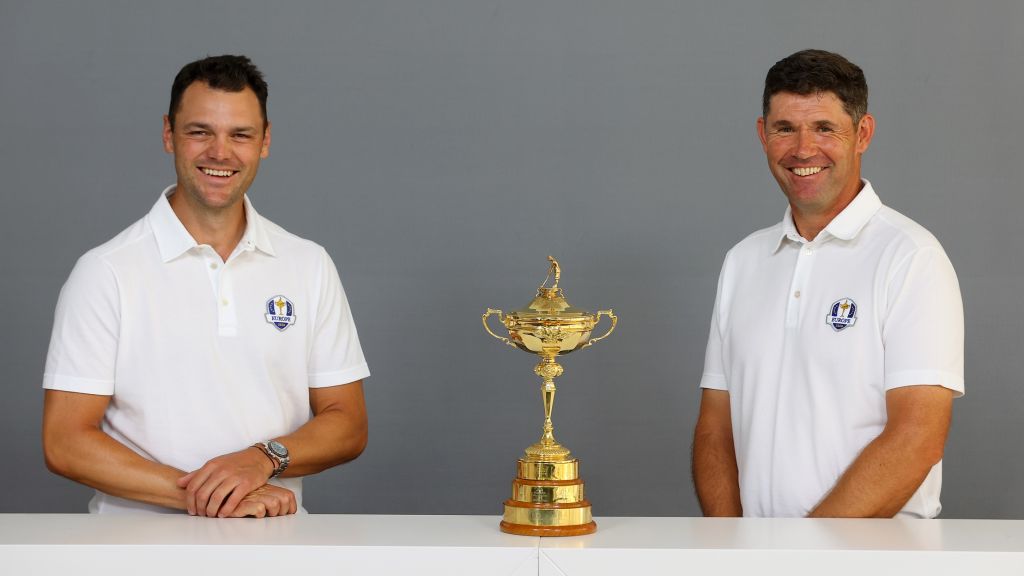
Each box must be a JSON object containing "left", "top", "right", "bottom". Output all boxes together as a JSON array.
[
  {"left": 794, "top": 290, "right": 801, "bottom": 298},
  {"left": 221, "top": 299, "right": 229, "bottom": 307},
  {"left": 210, "top": 263, "right": 218, "bottom": 270},
  {"left": 804, "top": 248, "right": 813, "bottom": 255}
]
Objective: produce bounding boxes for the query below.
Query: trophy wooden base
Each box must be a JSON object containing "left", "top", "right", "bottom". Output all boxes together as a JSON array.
[
  {"left": 500, "top": 518, "right": 597, "bottom": 537},
  {"left": 499, "top": 457, "right": 596, "bottom": 536}
]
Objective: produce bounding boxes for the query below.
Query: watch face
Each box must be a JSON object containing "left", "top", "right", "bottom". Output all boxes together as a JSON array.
[{"left": 268, "top": 440, "right": 289, "bottom": 458}]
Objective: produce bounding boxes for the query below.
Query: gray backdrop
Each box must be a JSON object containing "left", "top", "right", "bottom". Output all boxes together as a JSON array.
[{"left": 3, "top": 1, "right": 1021, "bottom": 518}]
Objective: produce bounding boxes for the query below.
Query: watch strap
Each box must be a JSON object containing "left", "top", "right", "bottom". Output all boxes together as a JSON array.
[{"left": 253, "top": 441, "right": 289, "bottom": 478}]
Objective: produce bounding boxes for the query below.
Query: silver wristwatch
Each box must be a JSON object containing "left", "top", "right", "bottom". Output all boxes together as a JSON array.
[{"left": 254, "top": 440, "right": 290, "bottom": 478}]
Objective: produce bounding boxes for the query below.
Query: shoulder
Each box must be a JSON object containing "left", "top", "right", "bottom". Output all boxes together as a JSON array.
[
  {"left": 864, "top": 204, "right": 956, "bottom": 279},
  {"left": 256, "top": 214, "right": 340, "bottom": 285},
  {"left": 723, "top": 221, "right": 784, "bottom": 264},
  {"left": 732, "top": 221, "right": 784, "bottom": 250},
  {"left": 870, "top": 205, "right": 946, "bottom": 253},
  {"left": 259, "top": 215, "right": 331, "bottom": 260},
  {"left": 69, "top": 216, "right": 154, "bottom": 279},
  {"left": 54, "top": 216, "right": 156, "bottom": 316},
  {"left": 862, "top": 205, "right": 961, "bottom": 304}
]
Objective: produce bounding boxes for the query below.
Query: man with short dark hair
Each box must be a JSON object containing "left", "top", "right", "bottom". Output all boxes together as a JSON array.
[
  {"left": 42, "top": 55, "right": 370, "bottom": 517},
  {"left": 692, "top": 50, "right": 964, "bottom": 518}
]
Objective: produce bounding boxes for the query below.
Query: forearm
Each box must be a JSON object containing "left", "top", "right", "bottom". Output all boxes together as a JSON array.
[
  {"left": 809, "top": 429, "right": 939, "bottom": 518},
  {"left": 44, "top": 426, "right": 187, "bottom": 510},
  {"left": 276, "top": 407, "right": 367, "bottom": 477},
  {"left": 692, "top": 389, "right": 742, "bottom": 516},
  {"left": 692, "top": 429, "right": 742, "bottom": 516},
  {"left": 810, "top": 385, "right": 952, "bottom": 518},
  {"left": 43, "top": 390, "right": 187, "bottom": 510}
]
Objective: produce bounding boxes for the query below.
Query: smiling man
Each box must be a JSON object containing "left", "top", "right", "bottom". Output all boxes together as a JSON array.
[
  {"left": 42, "top": 55, "right": 370, "bottom": 517},
  {"left": 692, "top": 50, "right": 964, "bottom": 518}
]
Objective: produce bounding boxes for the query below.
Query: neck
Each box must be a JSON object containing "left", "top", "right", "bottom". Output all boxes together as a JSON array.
[
  {"left": 790, "top": 211, "right": 831, "bottom": 242},
  {"left": 168, "top": 190, "right": 247, "bottom": 262},
  {"left": 791, "top": 180, "right": 865, "bottom": 241}
]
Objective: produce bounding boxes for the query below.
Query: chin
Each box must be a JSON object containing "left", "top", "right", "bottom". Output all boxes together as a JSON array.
[{"left": 192, "top": 189, "right": 242, "bottom": 210}]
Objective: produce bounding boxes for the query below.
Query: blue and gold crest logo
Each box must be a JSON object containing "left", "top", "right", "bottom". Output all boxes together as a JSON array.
[
  {"left": 265, "top": 295, "right": 297, "bottom": 331},
  {"left": 826, "top": 298, "right": 857, "bottom": 332}
]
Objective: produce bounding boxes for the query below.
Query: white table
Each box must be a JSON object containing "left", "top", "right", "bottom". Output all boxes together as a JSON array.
[
  {"left": 2, "top": 514, "right": 1022, "bottom": 575},
  {"left": 539, "top": 517, "right": 1024, "bottom": 575}
]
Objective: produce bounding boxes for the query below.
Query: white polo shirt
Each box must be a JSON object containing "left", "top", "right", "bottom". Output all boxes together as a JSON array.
[
  {"left": 699, "top": 180, "right": 964, "bottom": 518},
  {"left": 44, "top": 186, "right": 370, "bottom": 513}
]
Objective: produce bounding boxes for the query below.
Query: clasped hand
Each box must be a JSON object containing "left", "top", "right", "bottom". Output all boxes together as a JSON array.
[{"left": 177, "top": 447, "right": 297, "bottom": 518}]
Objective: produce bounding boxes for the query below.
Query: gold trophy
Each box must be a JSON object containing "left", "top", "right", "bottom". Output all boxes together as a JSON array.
[{"left": 483, "top": 256, "right": 617, "bottom": 536}]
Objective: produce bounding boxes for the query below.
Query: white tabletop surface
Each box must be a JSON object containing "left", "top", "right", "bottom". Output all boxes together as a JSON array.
[
  {"left": 3, "top": 514, "right": 1023, "bottom": 576},
  {"left": 1, "top": 514, "right": 537, "bottom": 576},
  {"left": 0, "top": 513, "right": 527, "bottom": 547},
  {"left": 539, "top": 516, "right": 1024, "bottom": 575},
  {"left": 543, "top": 515, "right": 1024, "bottom": 551}
]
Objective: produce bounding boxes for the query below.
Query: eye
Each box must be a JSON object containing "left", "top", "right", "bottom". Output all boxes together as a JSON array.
[
  {"left": 816, "top": 125, "right": 835, "bottom": 133},
  {"left": 187, "top": 130, "right": 209, "bottom": 137},
  {"left": 775, "top": 126, "right": 794, "bottom": 134}
]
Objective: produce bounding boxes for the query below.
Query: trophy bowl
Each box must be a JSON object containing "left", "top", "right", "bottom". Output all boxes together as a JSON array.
[
  {"left": 493, "top": 288, "right": 607, "bottom": 354},
  {"left": 483, "top": 259, "right": 615, "bottom": 356},
  {"left": 482, "top": 256, "right": 616, "bottom": 536}
]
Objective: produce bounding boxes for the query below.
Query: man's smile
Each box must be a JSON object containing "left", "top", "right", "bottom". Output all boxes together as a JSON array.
[
  {"left": 790, "top": 166, "right": 825, "bottom": 177},
  {"left": 199, "top": 167, "right": 238, "bottom": 178}
]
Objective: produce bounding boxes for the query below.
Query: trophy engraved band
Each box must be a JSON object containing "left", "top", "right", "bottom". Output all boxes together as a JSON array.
[{"left": 483, "top": 256, "right": 616, "bottom": 536}]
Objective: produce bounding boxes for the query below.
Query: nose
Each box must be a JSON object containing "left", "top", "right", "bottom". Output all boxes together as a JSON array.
[
  {"left": 206, "top": 135, "right": 232, "bottom": 161},
  {"left": 793, "top": 128, "right": 816, "bottom": 160}
]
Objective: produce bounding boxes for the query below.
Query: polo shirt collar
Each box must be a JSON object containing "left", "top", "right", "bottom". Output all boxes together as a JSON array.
[
  {"left": 148, "top": 185, "right": 276, "bottom": 262},
  {"left": 772, "top": 179, "right": 882, "bottom": 253},
  {"left": 239, "top": 192, "right": 276, "bottom": 257}
]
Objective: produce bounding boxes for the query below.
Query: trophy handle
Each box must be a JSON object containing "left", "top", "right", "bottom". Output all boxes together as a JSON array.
[
  {"left": 483, "top": 309, "right": 518, "bottom": 348},
  {"left": 581, "top": 309, "right": 617, "bottom": 350}
]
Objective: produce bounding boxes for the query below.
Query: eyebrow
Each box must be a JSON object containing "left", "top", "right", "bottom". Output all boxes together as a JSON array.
[
  {"left": 181, "top": 122, "right": 213, "bottom": 131},
  {"left": 180, "top": 121, "right": 259, "bottom": 134},
  {"left": 769, "top": 119, "right": 839, "bottom": 129}
]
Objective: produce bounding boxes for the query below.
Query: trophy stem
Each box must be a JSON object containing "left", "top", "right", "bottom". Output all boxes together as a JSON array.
[
  {"left": 525, "top": 351, "right": 570, "bottom": 461},
  {"left": 541, "top": 373, "right": 557, "bottom": 447}
]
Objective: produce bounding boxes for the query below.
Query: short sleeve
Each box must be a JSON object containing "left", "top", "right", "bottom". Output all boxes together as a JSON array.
[
  {"left": 882, "top": 246, "right": 964, "bottom": 396},
  {"left": 42, "top": 253, "right": 120, "bottom": 395},
  {"left": 699, "top": 263, "right": 728, "bottom": 391},
  {"left": 306, "top": 249, "right": 370, "bottom": 388}
]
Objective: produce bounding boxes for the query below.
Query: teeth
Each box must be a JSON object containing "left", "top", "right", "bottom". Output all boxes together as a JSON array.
[
  {"left": 792, "top": 166, "right": 823, "bottom": 177},
  {"left": 201, "top": 168, "right": 234, "bottom": 177}
]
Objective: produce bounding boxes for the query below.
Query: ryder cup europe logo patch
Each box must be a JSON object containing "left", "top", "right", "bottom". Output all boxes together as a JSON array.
[
  {"left": 265, "top": 295, "right": 296, "bottom": 331},
  {"left": 826, "top": 298, "right": 857, "bottom": 332}
]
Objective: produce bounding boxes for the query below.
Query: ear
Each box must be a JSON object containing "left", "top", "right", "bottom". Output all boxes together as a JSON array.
[
  {"left": 162, "top": 115, "right": 174, "bottom": 154},
  {"left": 855, "top": 112, "right": 875, "bottom": 154},
  {"left": 756, "top": 116, "right": 769, "bottom": 152},
  {"left": 260, "top": 121, "right": 272, "bottom": 159}
]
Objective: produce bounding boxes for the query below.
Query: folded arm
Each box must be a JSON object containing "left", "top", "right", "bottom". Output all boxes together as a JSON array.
[
  {"left": 43, "top": 389, "right": 188, "bottom": 510},
  {"left": 43, "top": 389, "right": 295, "bottom": 518},
  {"left": 179, "top": 380, "right": 368, "bottom": 517},
  {"left": 809, "top": 384, "right": 953, "bottom": 518}
]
